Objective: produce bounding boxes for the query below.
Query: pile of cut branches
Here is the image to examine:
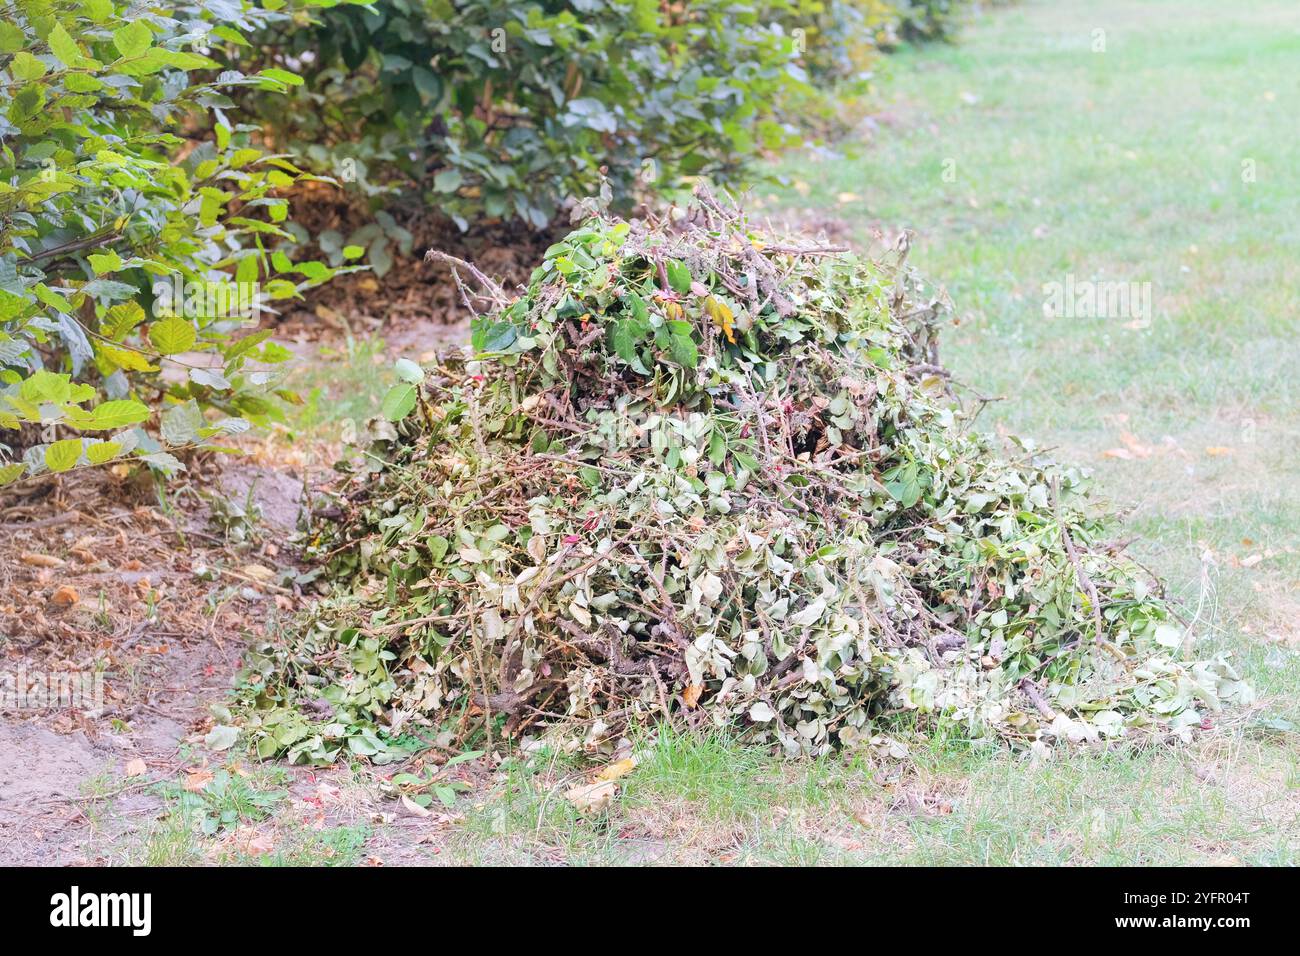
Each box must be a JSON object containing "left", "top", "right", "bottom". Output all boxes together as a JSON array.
[{"left": 240, "top": 190, "right": 1251, "bottom": 762}]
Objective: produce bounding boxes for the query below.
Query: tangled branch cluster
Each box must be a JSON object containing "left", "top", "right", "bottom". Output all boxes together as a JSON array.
[{"left": 243, "top": 192, "right": 1250, "bottom": 762}]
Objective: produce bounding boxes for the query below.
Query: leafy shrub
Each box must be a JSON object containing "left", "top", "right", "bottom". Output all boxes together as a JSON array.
[
  {"left": 893, "top": 0, "right": 967, "bottom": 44},
  {"left": 241, "top": 0, "right": 811, "bottom": 231},
  {"left": 790, "top": 0, "right": 898, "bottom": 85},
  {"left": 0, "top": 0, "right": 345, "bottom": 486}
]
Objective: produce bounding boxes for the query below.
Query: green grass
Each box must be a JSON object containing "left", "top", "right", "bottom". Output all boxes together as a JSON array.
[
  {"left": 771, "top": 0, "right": 1300, "bottom": 713},
  {"left": 109, "top": 761, "right": 370, "bottom": 867},
  {"left": 282, "top": 334, "right": 396, "bottom": 441},
  {"left": 433, "top": 0, "right": 1300, "bottom": 866}
]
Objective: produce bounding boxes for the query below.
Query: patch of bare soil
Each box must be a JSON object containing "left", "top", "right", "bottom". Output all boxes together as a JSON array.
[
  {"left": 0, "top": 435, "right": 480, "bottom": 864},
  {"left": 274, "top": 183, "right": 561, "bottom": 341},
  {"left": 0, "top": 458, "right": 307, "bottom": 863}
]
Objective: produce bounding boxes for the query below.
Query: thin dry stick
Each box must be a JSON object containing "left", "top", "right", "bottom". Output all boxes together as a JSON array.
[
  {"left": 1051, "top": 476, "right": 1128, "bottom": 665},
  {"left": 424, "top": 249, "right": 510, "bottom": 309}
]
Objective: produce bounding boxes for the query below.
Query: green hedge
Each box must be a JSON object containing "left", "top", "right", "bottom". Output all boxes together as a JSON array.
[
  {"left": 0, "top": 0, "right": 344, "bottom": 484},
  {"left": 241, "top": 0, "right": 811, "bottom": 231}
]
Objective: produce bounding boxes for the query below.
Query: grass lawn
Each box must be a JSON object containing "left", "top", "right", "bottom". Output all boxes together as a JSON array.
[{"left": 431, "top": 0, "right": 1299, "bottom": 865}]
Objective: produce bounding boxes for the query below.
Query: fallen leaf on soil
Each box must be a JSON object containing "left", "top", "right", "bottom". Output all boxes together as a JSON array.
[
  {"left": 230, "top": 827, "right": 277, "bottom": 856},
  {"left": 50, "top": 585, "right": 79, "bottom": 607},
  {"left": 401, "top": 795, "right": 432, "bottom": 818},
  {"left": 1205, "top": 446, "right": 1232, "bottom": 457},
  {"left": 183, "top": 767, "right": 214, "bottom": 792},
  {"left": 124, "top": 758, "right": 148, "bottom": 778},
  {"left": 20, "top": 552, "right": 63, "bottom": 568},
  {"left": 682, "top": 682, "right": 703, "bottom": 709},
  {"left": 565, "top": 779, "right": 617, "bottom": 814},
  {"left": 204, "top": 724, "right": 240, "bottom": 751},
  {"left": 240, "top": 563, "right": 275, "bottom": 583}
]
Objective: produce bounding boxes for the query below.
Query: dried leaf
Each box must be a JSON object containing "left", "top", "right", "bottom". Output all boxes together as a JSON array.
[
  {"left": 50, "top": 584, "right": 79, "bottom": 607},
  {"left": 682, "top": 683, "right": 703, "bottom": 709},
  {"left": 565, "top": 779, "right": 617, "bottom": 814}
]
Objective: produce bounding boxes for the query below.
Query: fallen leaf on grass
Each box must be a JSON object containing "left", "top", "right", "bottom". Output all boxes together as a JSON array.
[
  {"left": 1104, "top": 431, "right": 1154, "bottom": 460},
  {"left": 594, "top": 756, "right": 638, "bottom": 783},
  {"left": 1205, "top": 446, "right": 1232, "bottom": 457},
  {"left": 183, "top": 767, "right": 214, "bottom": 793},
  {"left": 565, "top": 779, "right": 617, "bottom": 814}
]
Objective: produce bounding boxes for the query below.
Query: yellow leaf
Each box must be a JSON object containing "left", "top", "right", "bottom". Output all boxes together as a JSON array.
[
  {"left": 704, "top": 296, "right": 735, "bottom": 344},
  {"left": 98, "top": 343, "right": 157, "bottom": 373},
  {"left": 595, "top": 756, "right": 638, "bottom": 783}
]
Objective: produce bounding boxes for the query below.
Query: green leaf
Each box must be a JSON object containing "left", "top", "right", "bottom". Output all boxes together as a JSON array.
[
  {"left": 86, "top": 399, "right": 151, "bottom": 430},
  {"left": 45, "top": 438, "right": 83, "bottom": 473},
  {"left": 470, "top": 320, "right": 517, "bottom": 354},
  {"left": 161, "top": 400, "right": 204, "bottom": 445},
  {"left": 47, "top": 23, "right": 86, "bottom": 69},
  {"left": 434, "top": 169, "right": 463, "bottom": 193},
  {"left": 148, "top": 316, "right": 197, "bottom": 355},
  {"left": 0, "top": 23, "right": 23, "bottom": 54},
  {"left": 103, "top": 301, "right": 146, "bottom": 340},
  {"left": 85, "top": 440, "right": 123, "bottom": 465},
  {"left": 34, "top": 284, "right": 73, "bottom": 314},
  {"left": 112, "top": 21, "right": 152, "bottom": 59},
  {"left": 665, "top": 260, "right": 692, "bottom": 294},
  {"left": 394, "top": 358, "right": 424, "bottom": 384},
  {"left": 87, "top": 249, "right": 123, "bottom": 275},
  {"left": 10, "top": 52, "right": 46, "bottom": 81},
  {"left": 141, "top": 452, "right": 184, "bottom": 476},
  {"left": 0, "top": 463, "right": 26, "bottom": 486},
  {"left": 668, "top": 331, "right": 698, "bottom": 369},
  {"left": 611, "top": 318, "right": 650, "bottom": 373},
  {"left": 259, "top": 68, "right": 303, "bottom": 87},
  {"left": 21, "top": 370, "right": 73, "bottom": 404},
  {"left": 381, "top": 383, "right": 418, "bottom": 421}
]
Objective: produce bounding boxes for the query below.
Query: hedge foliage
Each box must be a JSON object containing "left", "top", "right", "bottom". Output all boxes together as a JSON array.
[
  {"left": 242, "top": 0, "right": 809, "bottom": 231},
  {"left": 0, "top": 0, "right": 353, "bottom": 485},
  {"left": 1, "top": 0, "right": 977, "bottom": 486},
  {"left": 243, "top": 0, "right": 974, "bottom": 232}
]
